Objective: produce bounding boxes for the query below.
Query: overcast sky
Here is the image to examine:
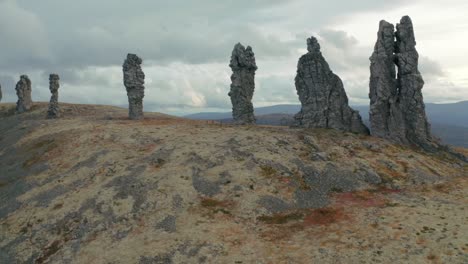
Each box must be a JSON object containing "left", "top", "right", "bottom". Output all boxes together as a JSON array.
[{"left": 0, "top": 0, "right": 467, "bottom": 115}]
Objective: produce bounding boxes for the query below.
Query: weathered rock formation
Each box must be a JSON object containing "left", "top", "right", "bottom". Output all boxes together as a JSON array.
[
  {"left": 15, "top": 75, "right": 33, "bottom": 113},
  {"left": 369, "top": 16, "right": 432, "bottom": 148},
  {"left": 123, "top": 54, "right": 145, "bottom": 120},
  {"left": 47, "top": 74, "right": 60, "bottom": 119},
  {"left": 395, "top": 16, "right": 432, "bottom": 146},
  {"left": 228, "top": 43, "right": 257, "bottom": 125},
  {"left": 294, "top": 37, "right": 369, "bottom": 134},
  {"left": 0, "top": 83, "right": 2, "bottom": 102}
]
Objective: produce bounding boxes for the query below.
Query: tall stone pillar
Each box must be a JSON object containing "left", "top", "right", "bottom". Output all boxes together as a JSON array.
[{"left": 123, "top": 54, "right": 145, "bottom": 120}]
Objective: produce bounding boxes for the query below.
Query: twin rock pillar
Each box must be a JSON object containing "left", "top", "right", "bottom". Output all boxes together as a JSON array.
[{"left": 369, "top": 16, "right": 432, "bottom": 148}]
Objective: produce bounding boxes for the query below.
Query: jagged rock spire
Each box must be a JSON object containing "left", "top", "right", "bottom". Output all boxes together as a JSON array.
[
  {"left": 294, "top": 36, "right": 369, "bottom": 134},
  {"left": 123, "top": 53, "right": 145, "bottom": 120},
  {"left": 0, "top": 83, "right": 2, "bottom": 102},
  {"left": 15, "top": 75, "right": 33, "bottom": 113},
  {"left": 228, "top": 43, "right": 257, "bottom": 125},
  {"left": 47, "top": 74, "right": 60, "bottom": 119},
  {"left": 395, "top": 16, "right": 432, "bottom": 147},
  {"left": 369, "top": 16, "right": 432, "bottom": 148}
]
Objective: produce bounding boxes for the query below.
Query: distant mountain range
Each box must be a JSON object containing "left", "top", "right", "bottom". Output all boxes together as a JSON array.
[{"left": 185, "top": 101, "right": 468, "bottom": 147}]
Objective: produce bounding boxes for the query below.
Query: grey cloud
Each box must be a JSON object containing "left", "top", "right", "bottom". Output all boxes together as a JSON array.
[
  {"left": 2, "top": 0, "right": 411, "bottom": 72},
  {"left": 419, "top": 56, "right": 445, "bottom": 78},
  {"left": 255, "top": 75, "right": 297, "bottom": 105},
  {"left": 0, "top": 0, "right": 51, "bottom": 71},
  {"left": 0, "top": 74, "right": 17, "bottom": 102}
]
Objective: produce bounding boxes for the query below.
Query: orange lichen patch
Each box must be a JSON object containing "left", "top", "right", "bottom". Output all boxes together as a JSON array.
[
  {"left": 371, "top": 186, "right": 402, "bottom": 195},
  {"left": 426, "top": 253, "right": 440, "bottom": 262},
  {"left": 200, "top": 198, "right": 232, "bottom": 208},
  {"left": 257, "top": 212, "right": 304, "bottom": 225},
  {"left": 200, "top": 198, "right": 235, "bottom": 216},
  {"left": 259, "top": 165, "right": 277, "bottom": 178},
  {"left": 35, "top": 240, "right": 62, "bottom": 264},
  {"left": 303, "top": 207, "right": 349, "bottom": 226},
  {"left": 139, "top": 143, "right": 158, "bottom": 153},
  {"left": 376, "top": 166, "right": 405, "bottom": 179},
  {"left": 432, "top": 183, "right": 452, "bottom": 193},
  {"left": 332, "top": 190, "right": 389, "bottom": 208}
]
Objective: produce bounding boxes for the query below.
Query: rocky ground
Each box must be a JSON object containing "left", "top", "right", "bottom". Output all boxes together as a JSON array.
[{"left": 0, "top": 103, "right": 467, "bottom": 264}]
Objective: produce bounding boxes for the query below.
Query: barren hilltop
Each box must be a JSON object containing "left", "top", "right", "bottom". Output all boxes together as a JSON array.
[{"left": 0, "top": 103, "right": 467, "bottom": 263}]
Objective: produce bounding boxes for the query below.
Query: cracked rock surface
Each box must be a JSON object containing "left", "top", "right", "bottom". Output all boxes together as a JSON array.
[
  {"left": 294, "top": 37, "right": 369, "bottom": 134},
  {"left": 123, "top": 54, "right": 145, "bottom": 120},
  {"left": 228, "top": 43, "right": 257, "bottom": 125},
  {"left": 15, "top": 75, "right": 33, "bottom": 113}
]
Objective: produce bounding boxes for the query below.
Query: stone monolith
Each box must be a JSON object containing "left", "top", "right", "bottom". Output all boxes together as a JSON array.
[
  {"left": 15, "top": 75, "right": 33, "bottom": 113},
  {"left": 47, "top": 74, "right": 60, "bottom": 119},
  {"left": 369, "top": 16, "right": 432, "bottom": 148},
  {"left": 228, "top": 43, "right": 257, "bottom": 125},
  {"left": 294, "top": 37, "right": 369, "bottom": 134},
  {"left": 123, "top": 54, "right": 145, "bottom": 120}
]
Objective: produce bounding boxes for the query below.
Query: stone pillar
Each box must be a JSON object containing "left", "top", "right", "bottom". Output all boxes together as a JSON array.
[
  {"left": 47, "top": 74, "right": 60, "bottom": 119},
  {"left": 123, "top": 53, "right": 145, "bottom": 120},
  {"left": 294, "top": 37, "right": 369, "bottom": 134},
  {"left": 369, "top": 16, "right": 432, "bottom": 148},
  {"left": 15, "top": 75, "right": 33, "bottom": 113},
  {"left": 395, "top": 16, "right": 432, "bottom": 147},
  {"left": 228, "top": 43, "right": 257, "bottom": 125}
]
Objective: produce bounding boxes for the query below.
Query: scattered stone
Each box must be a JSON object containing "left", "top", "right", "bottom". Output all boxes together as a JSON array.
[
  {"left": 191, "top": 168, "right": 221, "bottom": 197},
  {"left": 228, "top": 43, "right": 257, "bottom": 125},
  {"left": 294, "top": 37, "right": 369, "bottom": 134},
  {"left": 123, "top": 53, "right": 145, "bottom": 120},
  {"left": 310, "top": 152, "right": 329, "bottom": 161},
  {"left": 369, "top": 16, "right": 433, "bottom": 149},
  {"left": 47, "top": 74, "right": 60, "bottom": 119},
  {"left": 257, "top": 195, "right": 292, "bottom": 213},
  {"left": 156, "top": 215, "right": 177, "bottom": 233},
  {"left": 15, "top": 75, "right": 33, "bottom": 113}
]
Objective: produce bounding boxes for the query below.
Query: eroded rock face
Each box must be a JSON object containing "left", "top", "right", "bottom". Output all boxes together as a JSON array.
[
  {"left": 294, "top": 37, "right": 369, "bottom": 134},
  {"left": 369, "top": 16, "right": 432, "bottom": 148},
  {"left": 395, "top": 16, "right": 432, "bottom": 147},
  {"left": 123, "top": 54, "right": 145, "bottom": 120},
  {"left": 228, "top": 43, "right": 257, "bottom": 125},
  {"left": 47, "top": 74, "right": 60, "bottom": 119},
  {"left": 15, "top": 75, "right": 33, "bottom": 113}
]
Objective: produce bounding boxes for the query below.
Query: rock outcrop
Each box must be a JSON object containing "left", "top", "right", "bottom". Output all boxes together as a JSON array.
[
  {"left": 0, "top": 83, "right": 2, "bottom": 102},
  {"left": 123, "top": 54, "right": 145, "bottom": 120},
  {"left": 294, "top": 37, "right": 369, "bottom": 134},
  {"left": 395, "top": 16, "right": 432, "bottom": 146},
  {"left": 369, "top": 16, "right": 432, "bottom": 148},
  {"left": 228, "top": 43, "right": 257, "bottom": 125},
  {"left": 47, "top": 74, "right": 60, "bottom": 119},
  {"left": 15, "top": 75, "right": 33, "bottom": 113}
]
